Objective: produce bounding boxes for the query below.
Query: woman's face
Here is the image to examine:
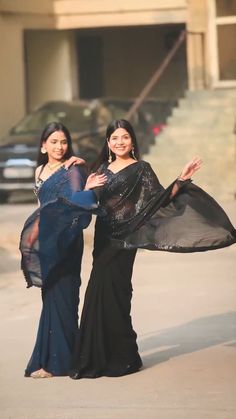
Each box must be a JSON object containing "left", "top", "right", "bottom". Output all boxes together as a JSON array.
[
  {"left": 108, "top": 128, "right": 133, "bottom": 159},
  {"left": 43, "top": 130, "right": 68, "bottom": 162}
]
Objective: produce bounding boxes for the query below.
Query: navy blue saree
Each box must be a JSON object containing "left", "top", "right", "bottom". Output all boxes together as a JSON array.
[{"left": 20, "top": 165, "right": 98, "bottom": 376}]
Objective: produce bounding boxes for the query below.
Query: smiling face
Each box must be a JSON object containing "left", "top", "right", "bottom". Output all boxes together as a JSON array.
[
  {"left": 108, "top": 128, "right": 133, "bottom": 160},
  {"left": 43, "top": 130, "right": 68, "bottom": 163}
]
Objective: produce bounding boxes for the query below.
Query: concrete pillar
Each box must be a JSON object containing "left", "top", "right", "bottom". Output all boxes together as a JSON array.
[
  {"left": 0, "top": 17, "right": 25, "bottom": 137},
  {"left": 187, "top": 0, "right": 208, "bottom": 90}
]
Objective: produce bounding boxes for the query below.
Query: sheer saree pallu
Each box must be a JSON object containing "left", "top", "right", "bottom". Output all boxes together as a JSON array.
[
  {"left": 98, "top": 161, "right": 236, "bottom": 252},
  {"left": 20, "top": 166, "right": 99, "bottom": 288}
]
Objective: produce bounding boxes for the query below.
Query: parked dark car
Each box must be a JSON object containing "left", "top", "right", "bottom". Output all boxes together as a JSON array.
[{"left": 0, "top": 99, "right": 154, "bottom": 203}]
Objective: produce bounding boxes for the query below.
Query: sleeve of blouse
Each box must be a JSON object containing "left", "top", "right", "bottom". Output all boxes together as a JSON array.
[
  {"left": 141, "top": 162, "right": 165, "bottom": 199},
  {"left": 143, "top": 162, "right": 194, "bottom": 206}
]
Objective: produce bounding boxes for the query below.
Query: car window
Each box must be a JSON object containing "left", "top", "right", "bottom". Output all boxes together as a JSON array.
[{"left": 11, "top": 104, "right": 93, "bottom": 135}]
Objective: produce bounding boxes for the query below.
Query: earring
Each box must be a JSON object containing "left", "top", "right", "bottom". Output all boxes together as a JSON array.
[
  {"left": 41, "top": 147, "right": 47, "bottom": 154},
  {"left": 131, "top": 148, "right": 137, "bottom": 160},
  {"left": 108, "top": 148, "right": 112, "bottom": 163}
]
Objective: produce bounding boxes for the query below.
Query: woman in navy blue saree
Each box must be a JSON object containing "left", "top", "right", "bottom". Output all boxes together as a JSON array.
[{"left": 20, "top": 122, "right": 106, "bottom": 378}]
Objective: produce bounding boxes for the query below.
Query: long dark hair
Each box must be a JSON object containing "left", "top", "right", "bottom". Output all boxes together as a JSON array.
[
  {"left": 92, "top": 119, "right": 140, "bottom": 172},
  {"left": 37, "top": 122, "right": 74, "bottom": 166}
]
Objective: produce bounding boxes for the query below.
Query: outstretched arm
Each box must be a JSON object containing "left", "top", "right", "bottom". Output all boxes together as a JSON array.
[{"left": 171, "top": 156, "right": 202, "bottom": 197}]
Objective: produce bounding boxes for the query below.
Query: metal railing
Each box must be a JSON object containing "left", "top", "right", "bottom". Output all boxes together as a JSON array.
[{"left": 125, "top": 30, "right": 187, "bottom": 121}]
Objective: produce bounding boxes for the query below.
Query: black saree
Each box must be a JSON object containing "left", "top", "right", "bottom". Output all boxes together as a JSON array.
[{"left": 70, "top": 160, "right": 236, "bottom": 379}]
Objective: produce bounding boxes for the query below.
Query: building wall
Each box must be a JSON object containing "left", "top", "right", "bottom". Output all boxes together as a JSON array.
[
  {"left": 0, "top": 17, "right": 25, "bottom": 137},
  {"left": 0, "top": 0, "right": 53, "bottom": 14},
  {"left": 54, "top": 0, "right": 187, "bottom": 29},
  {"left": 0, "top": 1, "right": 55, "bottom": 138},
  {"left": 98, "top": 26, "right": 187, "bottom": 99},
  {"left": 1, "top": 0, "right": 234, "bottom": 139},
  {"left": 25, "top": 30, "right": 77, "bottom": 110},
  {"left": 0, "top": 0, "right": 188, "bottom": 139}
]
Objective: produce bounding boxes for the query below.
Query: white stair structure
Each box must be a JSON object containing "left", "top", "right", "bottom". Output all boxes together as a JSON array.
[{"left": 145, "top": 89, "right": 236, "bottom": 201}]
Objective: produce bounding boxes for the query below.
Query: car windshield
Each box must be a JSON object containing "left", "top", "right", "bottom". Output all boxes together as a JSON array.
[{"left": 11, "top": 103, "right": 93, "bottom": 135}]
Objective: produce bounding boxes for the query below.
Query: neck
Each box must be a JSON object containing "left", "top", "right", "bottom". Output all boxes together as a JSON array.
[
  {"left": 47, "top": 157, "right": 64, "bottom": 165},
  {"left": 47, "top": 159, "right": 65, "bottom": 171},
  {"left": 114, "top": 156, "right": 133, "bottom": 164}
]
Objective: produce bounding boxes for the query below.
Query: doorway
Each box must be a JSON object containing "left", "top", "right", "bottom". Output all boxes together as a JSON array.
[
  {"left": 77, "top": 35, "right": 104, "bottom": 99},
  {"left": 76, "top": 25, "right": 187, "bottom": 101}
]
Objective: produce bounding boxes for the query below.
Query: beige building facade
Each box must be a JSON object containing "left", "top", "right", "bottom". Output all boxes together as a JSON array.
[{"left": 0, "top": 0, "right": 236, "bottom": 138}]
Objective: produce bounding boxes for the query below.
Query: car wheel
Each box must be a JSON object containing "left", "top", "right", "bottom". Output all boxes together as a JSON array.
[{"left": 0, "top": 191, "right": 10, "bottom": 204}]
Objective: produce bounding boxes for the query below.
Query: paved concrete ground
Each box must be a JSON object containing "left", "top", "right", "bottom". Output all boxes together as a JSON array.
[{"left": 0, "top": 201, "right": 236, "bottom": 419}]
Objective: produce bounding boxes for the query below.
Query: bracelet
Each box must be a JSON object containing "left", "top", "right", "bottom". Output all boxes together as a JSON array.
[{"left": 176, "top": 177, "right": 192, "bottom": 186}]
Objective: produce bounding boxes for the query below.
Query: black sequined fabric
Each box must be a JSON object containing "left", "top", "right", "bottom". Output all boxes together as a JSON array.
[{"left": 96, "top": 161, "right": 235, "bottom": 251}]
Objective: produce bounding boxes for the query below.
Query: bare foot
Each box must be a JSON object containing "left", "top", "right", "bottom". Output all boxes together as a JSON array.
[{"left": 30, "top": 368, "right": 53, "bottom": 378}]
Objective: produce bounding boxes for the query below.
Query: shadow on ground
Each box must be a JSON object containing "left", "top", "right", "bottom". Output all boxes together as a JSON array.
[{"left": 139, "top": 311, "right": 236, "bottom": 367}]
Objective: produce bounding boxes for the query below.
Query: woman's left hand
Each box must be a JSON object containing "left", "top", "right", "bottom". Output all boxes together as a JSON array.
[
  {"left": 64, "top": 156, "right": 86, "bottom": 169},
  {"left": 179, "top": 156, "right": 202, "bottom": 180}
]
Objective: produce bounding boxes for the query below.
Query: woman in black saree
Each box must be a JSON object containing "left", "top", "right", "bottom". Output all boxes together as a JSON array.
[
  {"left": 70, "top": 119, "right": 236, "bottom": 379},
  {"left": 20, "top": 122, "right": 106, "bottom": 378}
]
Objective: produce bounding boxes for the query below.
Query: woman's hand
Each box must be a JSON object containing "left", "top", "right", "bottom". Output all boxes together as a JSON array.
[
  {"left": 84, "top": 173, "right": 107, "bottom": 190},
  {"left": 64, "top": 156, "right": 86, "bottom": 169},
  {"left": 179, "top": 156, "right": 202, "bottom": 181}
]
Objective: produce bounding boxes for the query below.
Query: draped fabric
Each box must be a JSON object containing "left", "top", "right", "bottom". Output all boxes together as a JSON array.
[
  {"left": 70, "top": 215, "right": 142, "bottom": 378},
  {"left": 70, "top": 160, "right": 236, "bottom": 379},
  {"left": 20, "top": 165, "right": 98, "bottom": 377},
  {"left": 97, "top": 161, "right": 236, "bottom": 251},
  {"left": 20, "top": 166, "right": 99, "bottom": 288}
]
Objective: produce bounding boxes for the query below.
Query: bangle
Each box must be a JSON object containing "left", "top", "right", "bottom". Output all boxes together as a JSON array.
[{"left": 176, "top": 177, "right": 192, "bottom": 187}]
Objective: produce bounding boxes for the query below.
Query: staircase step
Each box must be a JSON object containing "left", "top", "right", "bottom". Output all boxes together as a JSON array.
[
  {"left": 143, "top": 88, "right": 236, "bottom": 200},
  {"left": 173, "top": 118, "right": 235, "bottom": 126},
  {"left": 162, "top": 126, "right": 232, "bottom": 137},
  {"left": 172, "top": 106, "right": 235, "bottom": 118},
  {"left": 156, "top": 131, "right": 235, "bottom": 142},
  {"left": 186, "top": 89, "right": 236, "bottom": 100},
  {"left": 178, "top": 97, "right": 236, "bottom": 109}
]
